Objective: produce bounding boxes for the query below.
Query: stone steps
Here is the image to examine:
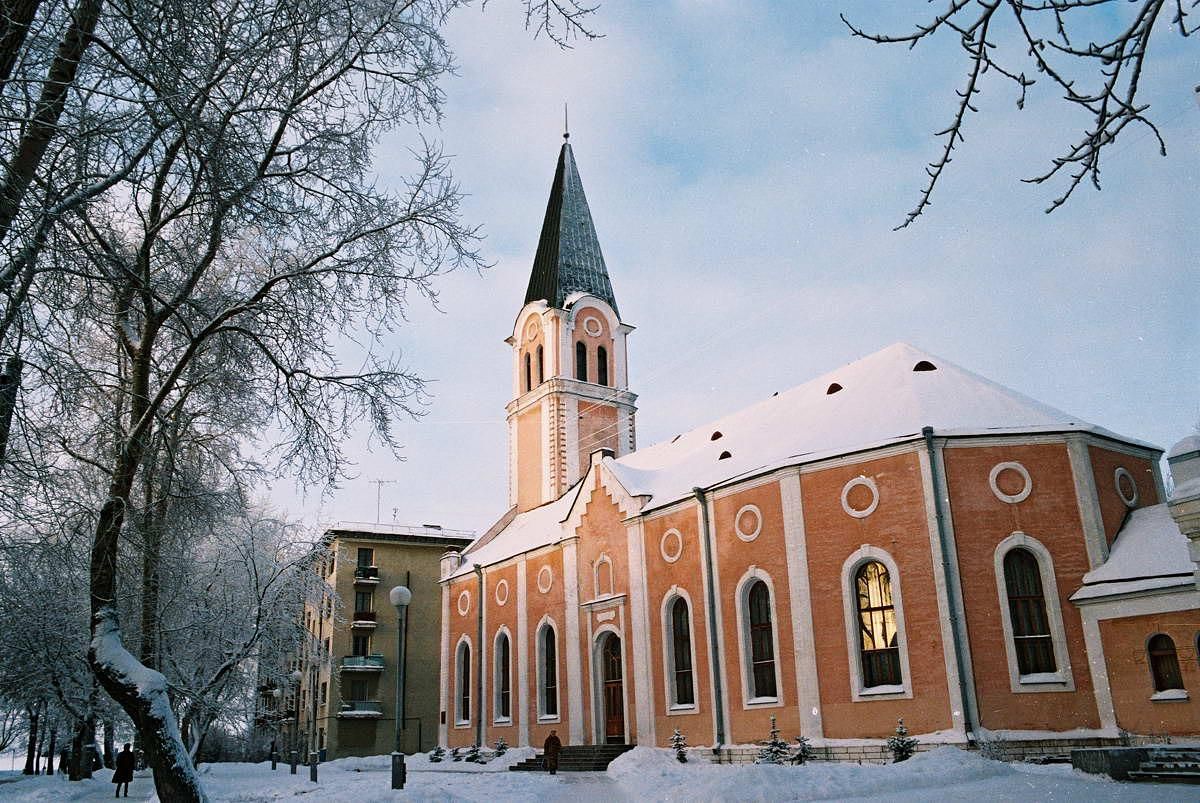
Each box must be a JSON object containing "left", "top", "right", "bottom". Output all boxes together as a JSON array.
[
  {"left": 509, "top": 744, "right": 633, "bottom": 772},
  {"left": 1128, "top": 747, "right": 1200, "bottom": 785}
]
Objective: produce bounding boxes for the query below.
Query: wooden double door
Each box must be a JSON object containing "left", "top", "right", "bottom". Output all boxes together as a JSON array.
[{"left": 599, "top": 632, "right": 625, "bottom": 744}]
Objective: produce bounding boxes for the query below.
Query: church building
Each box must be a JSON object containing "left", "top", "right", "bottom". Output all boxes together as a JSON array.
[{"left": 437, "top": 135, "right": 1200, "bottom": 759}]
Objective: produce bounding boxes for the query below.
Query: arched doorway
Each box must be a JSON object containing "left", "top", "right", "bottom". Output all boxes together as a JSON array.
[{"left": 599, "top": 632, "right": 625, "bottom": 744}]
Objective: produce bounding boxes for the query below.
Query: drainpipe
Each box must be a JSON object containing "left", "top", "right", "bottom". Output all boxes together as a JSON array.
[
  {"left": 473, "top": 564, "right": 485, "bottom": 748},
  {"left": 693, "top": 487, "right": 726, "bottom": 754},
  {"left": 922, "top": 426, "right": 979, "bottom": 740}
]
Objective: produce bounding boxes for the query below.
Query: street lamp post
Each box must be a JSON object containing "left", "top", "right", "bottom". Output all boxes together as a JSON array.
[
  {"left": 290, "top": 669, "right": 302, "bottom": 774},
  {"left": 389, "top": 585, "right": 411, "bottom": 791},
  {"left": 271, "top": 688, "right": 282, "bottom": 770}
]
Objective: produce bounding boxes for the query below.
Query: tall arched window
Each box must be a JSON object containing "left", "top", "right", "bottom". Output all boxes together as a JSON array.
[
  {"left": 523, "top": 353, "right": 532, "bottom": 393},
  {"left": 455, "top": 640, "right": 471, "bottom": 723},
  {"left": 539, "top": 623, "right": 558, "bottom": 717},
  {"left": 747, "top": 580, "right": 777, "bottom": 698},
  {"left": 575, "top": 341, "right": 588, "bottom": 382},
  {"left": 668, "top": 597, "right": 695, "bottom": 706},
  {"left": 597, "top": 346, "right": 609, "bottom": 386},
  {"left": 1149, "top": 634, "right": 1184, "bottom": 692},
  {"left": 1003, "top": 548, "right": 1055, "bottom": 675},
  {"left": 536, "top": 345, "right": 544, "bottom": 384},
  {"left": 856, "top": 561, "right": 902, "bottom": 687},
  {"left": 494, "top": 631, "right": 511, "bottom": 720}
]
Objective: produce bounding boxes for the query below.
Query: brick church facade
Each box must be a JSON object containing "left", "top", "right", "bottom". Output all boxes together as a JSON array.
[{"left": 437, "top": 136, "right": 1200, "bottom": 756}]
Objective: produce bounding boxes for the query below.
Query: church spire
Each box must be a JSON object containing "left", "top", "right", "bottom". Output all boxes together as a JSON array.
[{"left": 524, "top": 140, "right": 619, "bottom": 314}]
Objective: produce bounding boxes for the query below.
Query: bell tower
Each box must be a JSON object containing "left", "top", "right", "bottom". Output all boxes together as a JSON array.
[{"left": 505, "top": 135, "right": 637, "bottom": 512}]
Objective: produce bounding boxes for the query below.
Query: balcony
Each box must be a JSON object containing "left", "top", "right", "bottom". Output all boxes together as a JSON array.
[
  {"left": 341, "top": 654, "right": 385, "bottom": 672},
  {"left": 337, "top": 700, "right": 383, "bottom": 719},
  {"left": 353, "top": 566, "right": 380, "bottom": 585},
  {"left": 351, "top": 610, "right": 377, "bottom": 628}
]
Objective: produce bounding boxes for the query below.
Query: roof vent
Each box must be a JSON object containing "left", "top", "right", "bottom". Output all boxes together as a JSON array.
[
  {"left": 710, "top": 431, "right": 723, "bottom": 441},
  {"left": 826, "top": 382, "right": 843, "bottom": 395},
  {"left": 913, "top": 360, "right": 937, "bottom": 372},
  {"left": 718, "top": 451, "right": 732, "bottom": 460}
]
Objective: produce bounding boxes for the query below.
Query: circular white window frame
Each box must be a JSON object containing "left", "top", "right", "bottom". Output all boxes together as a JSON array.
[
  {"left": 524, "top": 319, "right": 539, "bottom": 342},
  {"left": 989, "top": 461, "right": 1032, "bottom": 504},
  {"left": 840, "top": 476, "right": 879, "bottom": 518},
  {"left": 660, "top": 528, "right": 683, "bottom": 563},
  {"left": 456, "top": 589, "right": 471, "bottom": 616},
  {"left": 582, "top": 316, "right": 603, "bottom": 337},
  {"left": 734, "top": 505, "right": 763, "bottom": 541},
  {"left": 494, "top": 578, "right": 509, "bottom": 606},
  {"left": 1114, "top": 467, "right": 1139, "bottom": 507},
  {"left": 536, "top": 565, "right": 554, "bottom": 594}
]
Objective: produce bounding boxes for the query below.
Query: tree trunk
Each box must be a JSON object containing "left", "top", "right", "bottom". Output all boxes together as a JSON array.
[
  {"left": 45, "top": 725, "right": 56, "bottom": 775},
  {"left": 103, "top": 720, "right": 114, "bottom": 768},
  {"left": 22, "top": 705, "right": 38, "bottom": 774},
  {"left": 32, "top": 712, "right": 43, "bottom": 774},
  {"left": 68, "top": 720, "right": 82, "bottom": 781},
  {"left": 0, "top": 0, "right": 42, "bottom": 86}
]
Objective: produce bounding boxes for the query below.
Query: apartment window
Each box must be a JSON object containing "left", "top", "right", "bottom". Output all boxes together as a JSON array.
[
  {"left": 349, "top": 677, "right": 369, "bottom": 701},
  {"left": 667, "top": 596, "right": 695, "bottom": 707},
  {"left": 354, "top": 590, "right": 373, "bottom": 614},
  {"left": 494, "top": 631, "right": 511, "bottom": 721},
  {"left": 319, "top": 682, "right": 327, "bottom": 706},
  {"left": 1149, "top": 634, "right": 1184, "bottom": 693},
  {"left": 456, "top": 640, "right": 471, "bottom": 723},
  {"left": 575, "top": 341, "right": 587, "bottom": 382},
  {"left": 352, "top": 634, "right": 370, "bottom": 657},
  {"left": 539, "top": 622, "right": 558, "bottom": 718},
  {"left": 856, "top": 561, "right": 902, "bottom": 688},
  {"left": 597, "top": 346, "right": 609, "bottom": 386},
  {"left": 746, "top": 579, "right": 777, "bottom": 699},
  {"left": 1003, "top": 548, "right": 1056, "bottom": 675},
  {"left": 357, "top": 548, "right": 374, "bottom": 568}
]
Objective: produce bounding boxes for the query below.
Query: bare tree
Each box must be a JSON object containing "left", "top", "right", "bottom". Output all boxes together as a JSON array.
[{"left": 842, "top": 1, "right": 1197, "bottom": 228}]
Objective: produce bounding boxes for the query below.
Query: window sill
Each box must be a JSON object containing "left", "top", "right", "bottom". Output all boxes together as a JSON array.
[
  {"left": 453, "top": 720, "right": 471, "bottom": 729},
  {"left": 744, "top": 696, "right": 781, "bottom": 708},
  {"left": 492, "top": 717, "right": 512, "bottom": 725},
  {"left": 667, "top": 703, "right": 698, "bottom": 716},
  {"left": 1150, "top": 688, "right": 1189, "bottom": 702},
  {"left": 537, "top": 714, "right": 560, "bottom": 724},
  {"left": 858, "top": 684, "right": 906, "bottom": 697},
  {"left": 1018, "top": 672, "right": 1068, "bottom": 686}
]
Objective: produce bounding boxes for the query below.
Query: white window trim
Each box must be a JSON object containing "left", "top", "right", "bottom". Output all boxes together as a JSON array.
[
  {"left": 993, "top": 532, "right": 1074, "bottom": 693},
  {"left": 454, "top": 635, "right": 472, "bottom": 727},
  {"left": 840, "top": 545, "right": 914, "bottom": 701},
  {"left": 535, "top": 615, "right": 561, "bottom": 723},
  {"left": 493, "top": 626, "right": 513, "bottom": 724},
  {"left": 733, "top": 566, "right": 785, "bottom": 709},
  {"left": 593, "top": 553, "right": 614, "bottom": 599},
  {"left": 660, "top": 586, "right": 700, "bottom": 714}
]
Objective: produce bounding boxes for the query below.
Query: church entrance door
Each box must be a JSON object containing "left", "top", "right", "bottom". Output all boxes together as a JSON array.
[{"left": 600, "top": 633, "right": 625, "bottom": 744}]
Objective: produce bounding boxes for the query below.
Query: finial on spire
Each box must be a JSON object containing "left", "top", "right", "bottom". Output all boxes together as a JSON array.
[{"left": 563, "top": 103, "right": 569, "bottom": 141}]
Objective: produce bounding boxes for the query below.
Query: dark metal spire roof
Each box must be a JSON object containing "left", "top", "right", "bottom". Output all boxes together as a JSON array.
[{"left": 524, "top": 141, "right": 618, "bottom": 314}]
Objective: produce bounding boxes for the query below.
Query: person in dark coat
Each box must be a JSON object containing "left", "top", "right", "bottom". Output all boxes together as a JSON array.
[
  {"left": 112, "top": 743, "right": 135, "bottom": 797},
  {"left": 542, "top": 729, "right": 562, "bottom": 775}
]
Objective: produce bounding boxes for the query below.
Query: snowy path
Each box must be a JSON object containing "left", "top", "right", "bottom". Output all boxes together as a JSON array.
[{"left": 0, "top": 748, "right": 1192, "bottom": 802}]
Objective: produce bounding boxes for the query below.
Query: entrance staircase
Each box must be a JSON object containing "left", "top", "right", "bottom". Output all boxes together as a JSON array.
[
  {"left": 1127, "top": 748, "right": 1200, "bottom": 784},
  {"left": 509, "top": 744, "right": 633, "bottom": 772}
]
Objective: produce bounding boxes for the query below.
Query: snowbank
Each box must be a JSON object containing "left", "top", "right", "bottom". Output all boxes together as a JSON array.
[{"left": 326, "top": 747, "right": 536, "bottom": 773}]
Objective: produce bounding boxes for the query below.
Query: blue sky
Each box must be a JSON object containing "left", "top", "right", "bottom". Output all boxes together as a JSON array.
[{"left": 272, "top": 1, "right": 1198, "bottom": 533}]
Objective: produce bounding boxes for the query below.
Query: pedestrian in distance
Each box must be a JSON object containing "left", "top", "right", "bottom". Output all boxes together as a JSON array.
[
  {"left": 112, "top": 743, "right": 135, "bottom": 798},
  {"left": 543, "top": 729, "right": 562, "bottom": 775}
]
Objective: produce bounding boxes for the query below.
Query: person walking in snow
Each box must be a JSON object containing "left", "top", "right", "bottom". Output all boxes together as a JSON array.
[
  {"left": 543, "top": 729, "right": 562, "bottom": 775},
  {"left": 112, "top": 743, "right": 135, "bottom": 797}
]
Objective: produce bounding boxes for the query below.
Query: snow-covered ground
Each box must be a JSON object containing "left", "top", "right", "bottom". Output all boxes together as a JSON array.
[{"left": 0, "top": 747, "right": 1187, "bottom": 802}]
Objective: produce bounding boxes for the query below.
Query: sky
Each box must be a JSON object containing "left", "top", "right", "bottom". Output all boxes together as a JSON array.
[{"left": 271, "top": 1, "right": 1199, "bottom": 535}]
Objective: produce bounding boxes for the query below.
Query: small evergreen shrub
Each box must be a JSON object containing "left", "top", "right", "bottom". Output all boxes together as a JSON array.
[
  {"left": 789, "top": 734, "right": 814, "bottom": 765},
  {"left": 494, "top": 737, "right": 508, "bottom": 756},
  {"left": 755, "top": 716, "right": 789, "bottom": 765},
  {"left": 428, "top": 746, "right": 446, "bottom": 763},
  {"left": 451, "top": 747, "right": 463, "bottom": 762},
  {"left": 464, "top": 744, "right": 486, "bottom": 764},
  {"left": 670, "top": 729, "right": 688, "bottom": 763},
  {"left": 887, "top": 718, "right": 919, "bottom": 763}
]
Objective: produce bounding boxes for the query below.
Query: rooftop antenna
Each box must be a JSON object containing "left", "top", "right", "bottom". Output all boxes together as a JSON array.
[
  {"left": 368, "top": 479, "right": 396, "bottom": 524},
  {"left": 564, "top": 102, "right": 569, "bottom": 141}
]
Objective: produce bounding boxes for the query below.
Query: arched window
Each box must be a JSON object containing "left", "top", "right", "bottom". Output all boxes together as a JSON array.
[
  {"left": 539, "top": 622, "right": 558, "bottom": 718},
  {"left": 494, "top": 631, "right": 511, "bottom": 720},
  {"left": 855, "top": 561, "right": 902, "bottom": 688},
  {"left": 1149, "top": 634, "right": 1184, "bottom": 692},
  {"left": 575, "top": 341, "right": 588, "bottom": 382},
  {"left": 597, "top": 345, "right": 609, "bottom": 386},
  {"left": 536, "top": 345, "right": 544, "bottom": 385},
  {"left": 455, "top": 640, "right": 471, "bottom": 723},
  {"left": 1003, "top": 548, "right": 1056, "bottom": 675},
  {"left": 523, "top": 353, "right": 532, "bottom": 393},
  {"left": 747, "top": 580, "right": 777, "bottom": 699},
  {"left": 668, "top": 597, "right": 695, "bottom": 706}
]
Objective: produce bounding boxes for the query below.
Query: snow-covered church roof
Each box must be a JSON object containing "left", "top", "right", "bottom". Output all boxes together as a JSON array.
[
  {"left": 1072, "top": 504, "right": 1194, "bottom": 601},
  {"left": 609, "top": 342, "right": 1153, "bottom": 512}
]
